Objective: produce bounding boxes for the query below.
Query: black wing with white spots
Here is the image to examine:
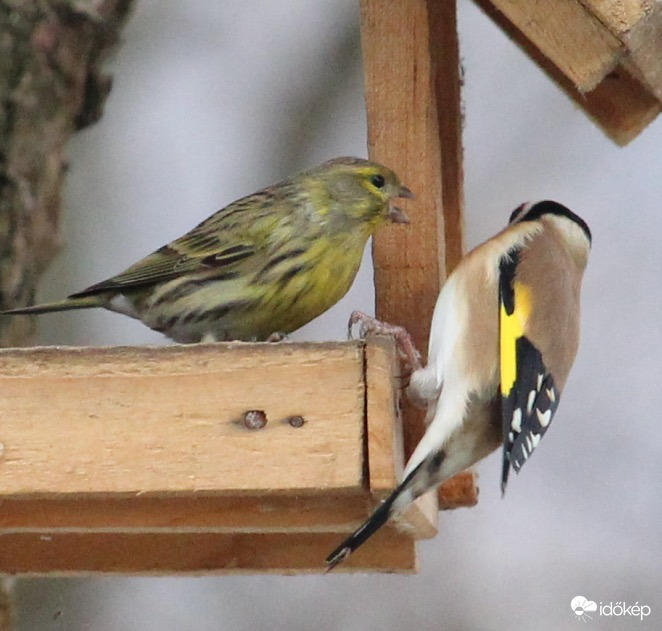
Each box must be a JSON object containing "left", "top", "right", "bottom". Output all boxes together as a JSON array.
[
  {"left": 499, "top": 249, "right": 561, "bottom": 494},
  {"left": 500, "top": 337, "right": 560, "bottom": 493}
]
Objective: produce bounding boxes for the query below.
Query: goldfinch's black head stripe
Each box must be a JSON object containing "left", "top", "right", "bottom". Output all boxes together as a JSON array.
[
  {"left": 514, "top": 200, "right": 592, "bottom": 243},
  {"left": 500, "top": 336, "right": 560, "bottom": 494}
]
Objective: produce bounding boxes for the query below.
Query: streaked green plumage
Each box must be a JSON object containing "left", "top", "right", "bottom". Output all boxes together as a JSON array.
[{"left": 2, "top": 157, "right": 412, "bottom": 342}]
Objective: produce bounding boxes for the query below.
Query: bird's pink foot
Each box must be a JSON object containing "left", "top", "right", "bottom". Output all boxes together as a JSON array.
[{"left": 347, "top": 311, "right": 422, "bottom": 373}]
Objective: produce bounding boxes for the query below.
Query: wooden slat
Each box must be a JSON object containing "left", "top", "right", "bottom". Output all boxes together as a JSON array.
[
  {"left": 393, "top": 491, "right": 438, "bottom": 539},
  {"left": 365, "top": 336, "right": 438, "bottom": 538},
  {"left": 365, "top": 336, "right": 403, "bottom": 493},
  {"left": 0, "top": 530, "right": 417, "bottom": 574},
  {"left": 0, "top": 343, "right": 364, "bottom": 496},
  {"left": 433, "top": 0, "right": 466, "bottom": 271},
  {"left": 487, "top": 0, "right": 624, "bottom": 91},
  {"left": 475, "top": 0, "right": 662, "bottom": 145},
  {"left": 429, "top": 0, "right": 479, "bottom": 509},
  {"left": 0, "top": 495, "right": 378, "bottom": 533},
  {"left": 581, "top": 0, "right": 662, "bottom": 101},
  {"left": 438, "top": 470, "right": 479, "bottom": 510},
  {"left": 361, "top": 0, "right": 464, "bottom": 363},
  {"left": 575, "top": 63, "right": 661, "bottom": 143},
  {"left": 625, "top": 6, "right": 662, "bottom": 101},
  {"left": 580, "top": 0, "right": 653, "bottom": 34}
]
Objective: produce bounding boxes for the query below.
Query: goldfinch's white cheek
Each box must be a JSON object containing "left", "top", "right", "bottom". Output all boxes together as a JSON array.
[{"left": 548, "top": 214, "right": 591, "bottom": 248}]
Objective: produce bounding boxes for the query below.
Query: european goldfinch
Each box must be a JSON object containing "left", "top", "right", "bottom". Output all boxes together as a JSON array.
[{"left": 327, "top": 200, "right": 591, "bottom": 569}]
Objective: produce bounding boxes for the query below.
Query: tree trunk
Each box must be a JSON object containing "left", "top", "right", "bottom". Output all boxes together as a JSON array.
[
  {"left": 0, "top": 1, "right": 135, "bottom": 626},
  {"left": 0, "top": 0, "right": 135, "bottom": 347}
]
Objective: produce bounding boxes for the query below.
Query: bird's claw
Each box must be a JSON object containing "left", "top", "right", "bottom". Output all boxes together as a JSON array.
[
  {"left": 347, "top": 310, "right": 371, "bottom": 340},
  {"left": 347, "top": 310, "right": 395, "bottom": 341},
  {"left": 346, "top": 311, "right": 422, "bottom": 373},
  {"left": 266, "top": 332, "right": 289, "bottom": 342}
]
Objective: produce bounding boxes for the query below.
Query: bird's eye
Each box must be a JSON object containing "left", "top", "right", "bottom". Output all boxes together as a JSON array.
[{"left": 370, "top": 174, "right": 385, "bottom": 189}]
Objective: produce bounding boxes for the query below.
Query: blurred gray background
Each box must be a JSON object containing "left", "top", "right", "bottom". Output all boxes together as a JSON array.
[{"left": 14, "top": 1, "right": 662, "bottom": 629}]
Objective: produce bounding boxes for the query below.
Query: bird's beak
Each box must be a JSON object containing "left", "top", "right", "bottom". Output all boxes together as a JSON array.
[
  {"left": 387, "top": 185, "right": 413, "bottom": 223},
  {"left": 398, "top": 186, "right": 414, "bottom": 200},
  {"left": 388, "top": 206, "right": 410, "bottom": 224}
]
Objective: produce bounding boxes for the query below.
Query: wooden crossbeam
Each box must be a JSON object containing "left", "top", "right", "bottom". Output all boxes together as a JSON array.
[{"left": 0, "top": 531, "right": 418, "bottom": 575}]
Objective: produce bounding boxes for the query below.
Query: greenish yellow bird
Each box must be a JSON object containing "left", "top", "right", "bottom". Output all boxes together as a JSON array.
[{"left": 2, "top": 157, "right": 412, "bottom": 342}]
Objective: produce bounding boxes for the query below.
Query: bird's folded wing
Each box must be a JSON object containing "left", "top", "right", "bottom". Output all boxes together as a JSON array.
[
  {"left": 70, "top": 239, "right": 256, "bottom": 297},
  {"left": 498, "top": 247, "right": 560, "bottom": 493}
]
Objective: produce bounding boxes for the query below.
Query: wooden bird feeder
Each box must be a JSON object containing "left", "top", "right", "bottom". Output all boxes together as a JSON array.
[{"left": 1, "top": 0, "right": 661, "bottom": 575}]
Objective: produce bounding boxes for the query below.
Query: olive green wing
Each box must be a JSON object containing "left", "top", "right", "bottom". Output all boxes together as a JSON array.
[{"left": 70, "top": 191, "right": 284, "bottom": 298}]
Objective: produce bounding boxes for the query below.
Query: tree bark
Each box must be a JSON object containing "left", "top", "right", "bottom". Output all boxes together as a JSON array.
[
  {"left": 0, "top": 0, "right": 135, "bottom": 347},
  {"left": 0, "top": 1, "right": 135, "bottom": 626}
]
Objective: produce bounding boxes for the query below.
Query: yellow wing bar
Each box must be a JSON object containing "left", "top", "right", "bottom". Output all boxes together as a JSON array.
[{"left": 499, "top": 281, "right": 532, "bottom": 396}]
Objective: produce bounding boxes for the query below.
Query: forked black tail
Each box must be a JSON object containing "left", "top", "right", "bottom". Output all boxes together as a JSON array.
[{"left": 325, "top": 461, "right": 425, "bottom": 570}]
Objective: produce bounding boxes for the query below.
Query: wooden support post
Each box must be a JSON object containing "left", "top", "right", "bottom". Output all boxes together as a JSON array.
[{"left": 360, "top": 0, "right": 477, "bottom": 510}]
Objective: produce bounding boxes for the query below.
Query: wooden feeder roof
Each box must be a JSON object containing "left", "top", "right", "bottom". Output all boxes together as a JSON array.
[{"left": 477, "top": 0, "right": 662, "bottom": 145}]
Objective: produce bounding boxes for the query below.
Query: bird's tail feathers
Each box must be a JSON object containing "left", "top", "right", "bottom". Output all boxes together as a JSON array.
[
  {"left": 0, "top": 295, "right": 105, "bottom": 316},
  {"left": 501, "top": 452, "right": 511, "bottom": 497},
  {"left": 325, "top": 461, "right": 426, "bottom": 571}
]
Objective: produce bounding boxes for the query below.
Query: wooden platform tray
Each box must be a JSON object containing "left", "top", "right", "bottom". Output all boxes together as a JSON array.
[{"left": 0, "top": 337, "right": 454, "bottom": 574}]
